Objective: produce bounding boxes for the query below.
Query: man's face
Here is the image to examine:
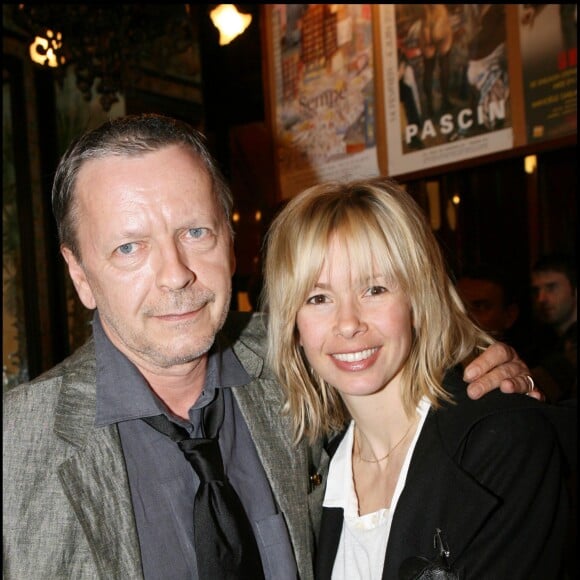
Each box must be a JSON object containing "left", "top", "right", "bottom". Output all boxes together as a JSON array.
[
  {"left": 531, "top": 270, "right": 577, "bottom": 331},
  {"left": 62, "top": 145, "right": 235, "bottom": 374},
  {"left": 456, "top": 277, "right": 518, "bottom": 338}
]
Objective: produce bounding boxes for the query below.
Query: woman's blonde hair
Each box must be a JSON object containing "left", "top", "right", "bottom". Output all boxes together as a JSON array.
[{"left": 264, "top": 178, "right": 493, "bottom": 443}]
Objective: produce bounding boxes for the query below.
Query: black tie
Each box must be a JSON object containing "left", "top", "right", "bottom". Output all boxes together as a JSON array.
[{"left": 143, "top": 389, "right": 264, "bottom": 579}]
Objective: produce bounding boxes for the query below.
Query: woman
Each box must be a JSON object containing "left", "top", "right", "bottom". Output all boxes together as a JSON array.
[{"left": 263, "top": 178, "right": 569, "bottom": 579}]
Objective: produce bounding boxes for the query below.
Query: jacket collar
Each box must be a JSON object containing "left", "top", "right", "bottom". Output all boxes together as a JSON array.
[{"left": 229, "top": 324, "right": 318, "bottom": 580}]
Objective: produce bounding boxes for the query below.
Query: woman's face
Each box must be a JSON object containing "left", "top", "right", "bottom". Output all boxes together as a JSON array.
[{"left": 295, "top": 235, "right": 414, "bottom": 401}]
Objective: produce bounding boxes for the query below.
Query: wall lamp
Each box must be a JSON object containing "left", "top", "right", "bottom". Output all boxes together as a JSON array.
[
  {"left": 524, "top": 155, "right": 537, "bottom": 175},
  {"left": 29, "top": 29, "right": 65, "bottom": 68},
  {"left": 12, "top": 4, "right": 196, "bottom": 112},
  {"left": 210, "top": 4, "right": 252, "bottom": 46}
]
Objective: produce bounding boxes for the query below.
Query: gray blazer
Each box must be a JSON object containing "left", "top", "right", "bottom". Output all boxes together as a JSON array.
[{"left": 3, "top": 312, "right": 329, "bottom": 580}]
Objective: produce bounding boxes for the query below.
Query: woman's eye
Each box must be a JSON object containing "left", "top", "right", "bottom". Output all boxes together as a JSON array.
[
  {"left": 367, "top": 285, "right": 387, "bottom": 296},
  {"left": 306, "top": 294, "right": 327, "bottom": 305}
]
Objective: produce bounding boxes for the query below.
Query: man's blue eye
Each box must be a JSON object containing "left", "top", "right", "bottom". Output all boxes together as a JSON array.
[
  {"left": 118, "top": 243, "right": 135, "bottom": 255},
  {"left": 188, "top": 228, "right": 205, "bottom": 239}
]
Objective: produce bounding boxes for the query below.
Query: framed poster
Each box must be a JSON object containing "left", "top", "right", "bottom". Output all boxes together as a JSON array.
[
  {"left": 264, "top": 4, "right": 380, "bottom": 199},
  {"left": 377, "top": 4, "right": 514, "bottom": 177},
  {"left": 517, "top": 4, "right": 577, "bottom": 143}
]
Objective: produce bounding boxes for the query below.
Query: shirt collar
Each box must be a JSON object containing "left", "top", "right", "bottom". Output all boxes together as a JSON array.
[
  {"left": 323, "top": 398, "right": 431, "bottom": 515},
  {"left": 93, "top": 312, "right": 251, "bottom": 427}
]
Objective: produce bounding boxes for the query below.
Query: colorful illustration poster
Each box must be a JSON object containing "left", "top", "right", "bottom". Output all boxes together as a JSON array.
[
  {"left": 379, "top": 4, "right": 513, "bottom": 177},
  {"left": 270, "top": 4, "right": 380, "bottom": 199},
  {"left": 518, "top": 4, "right": 577, "bottom": 143}
]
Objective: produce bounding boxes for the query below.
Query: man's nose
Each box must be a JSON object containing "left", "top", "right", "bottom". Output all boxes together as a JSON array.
[{"left": 156, "top": 242, "right": 195, "bottom": 290}]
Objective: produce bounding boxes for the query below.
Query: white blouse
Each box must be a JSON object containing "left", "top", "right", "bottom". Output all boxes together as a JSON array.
[{"left": 322, "top": 398, "right": 430, "bottom": 580}]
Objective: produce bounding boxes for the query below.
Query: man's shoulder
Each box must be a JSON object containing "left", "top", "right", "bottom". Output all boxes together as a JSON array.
[
  {"left": 221, "top": 311, "right": 280, "bottom": 381},
  {"left": 34, "top": 339, "right": 96, "bottom": 383},
  {"left": 4, "top": 339, "right": 96, "bottom": 406},
  {"left": 223, "top": 311, "right": 268, "bottom": 349}
]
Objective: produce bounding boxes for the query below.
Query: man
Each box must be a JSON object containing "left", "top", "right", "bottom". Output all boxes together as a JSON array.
[
  {"left": 530, "top": 252, "right": 578, "bottom": 579},
  {"left": 456, "top": 264, "right": 520, "bottom": 346},
  {"left": 3, "top": 114, "right": 536, "bottom": 579},
  {"left": 529, "top": 253, "right": 577, "bottom": 402}
]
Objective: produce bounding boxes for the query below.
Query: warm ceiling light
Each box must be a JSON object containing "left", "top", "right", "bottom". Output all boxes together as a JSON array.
[{"left": 210, "top": 4, "right": 252, "bottom": 46}]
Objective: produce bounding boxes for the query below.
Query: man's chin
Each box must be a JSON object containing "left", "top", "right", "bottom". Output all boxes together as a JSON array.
[{"left": 162, "top": 342, "right": 215, "bottom": 366}]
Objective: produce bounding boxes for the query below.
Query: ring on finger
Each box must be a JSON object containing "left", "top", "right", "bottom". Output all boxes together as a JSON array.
[{"left": 525, "top": 374, "right": 535, "bottom": 392}]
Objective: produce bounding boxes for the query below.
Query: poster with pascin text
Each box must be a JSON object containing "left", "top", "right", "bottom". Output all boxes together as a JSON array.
[{"left": 379, "top": 4, "right": 514, "bottom": 177}]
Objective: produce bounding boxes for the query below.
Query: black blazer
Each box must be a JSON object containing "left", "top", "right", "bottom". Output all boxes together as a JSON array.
[{"left": 316, "top": 368, "right": 573, "bottom": 579}]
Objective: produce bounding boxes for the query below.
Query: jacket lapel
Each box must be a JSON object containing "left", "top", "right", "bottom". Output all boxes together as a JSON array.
[
  {"left": 382, "top": 408, "right": 499, "bottom": 579},
  {"left": 316, "top": 507, "right": 343, "bottom": 580},
  {"left": 231, "top": 336, "right": 319, "bottom": 580},
  {"left": 54, "top": 343, "right": 143, "bottom": 579}
]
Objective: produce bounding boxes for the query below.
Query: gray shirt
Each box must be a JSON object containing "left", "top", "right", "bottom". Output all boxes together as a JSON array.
[{"left": 93, "top": 313, "right": 296, "bottom": 579}]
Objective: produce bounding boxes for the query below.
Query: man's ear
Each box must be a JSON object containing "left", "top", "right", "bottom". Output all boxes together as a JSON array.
[{"left": 60, "top": 246, "right": 97, "bottom": 310}]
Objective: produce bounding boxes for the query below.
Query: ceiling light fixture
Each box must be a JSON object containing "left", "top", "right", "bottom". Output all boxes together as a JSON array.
[{"left": 210, "top": 4, "right": 252, "bottom": 46}]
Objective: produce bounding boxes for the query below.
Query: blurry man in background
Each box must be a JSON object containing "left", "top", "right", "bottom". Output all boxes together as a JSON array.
[
  {"left": 529, "top": 253, "right": 577, "bottom": 403},
  {"left": 456, "top": 263, "right": 522, "bottom": 343}
]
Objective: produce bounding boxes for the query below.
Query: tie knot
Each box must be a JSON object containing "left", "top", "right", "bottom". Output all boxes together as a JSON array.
[{"left": 179, "top": 437, "right": 225, "bottom": 483}]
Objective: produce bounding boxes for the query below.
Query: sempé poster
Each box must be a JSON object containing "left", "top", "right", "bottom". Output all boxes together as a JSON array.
[{"left": 266, "top": 5, "right": 380, "bottom": 199}]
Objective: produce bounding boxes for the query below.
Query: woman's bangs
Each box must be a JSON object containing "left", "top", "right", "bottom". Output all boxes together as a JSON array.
[{"left": 335, "top": 213, "right": 398, "bottom": 286}]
